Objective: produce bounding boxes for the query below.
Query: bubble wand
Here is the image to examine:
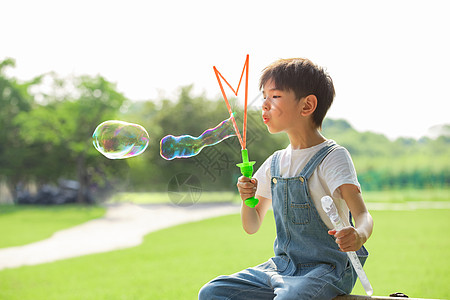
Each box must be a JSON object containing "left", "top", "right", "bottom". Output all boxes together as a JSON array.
[
  {"left": 213, "top": 55, "right": 259, "bottom": 208},
  {"left": 321, "top": 196, "right": 373, "bottom": 296}
]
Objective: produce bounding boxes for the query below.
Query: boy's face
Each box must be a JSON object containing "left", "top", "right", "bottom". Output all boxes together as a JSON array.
[{"left": 261, "top": 79, "right": 303, "bottom": 134}]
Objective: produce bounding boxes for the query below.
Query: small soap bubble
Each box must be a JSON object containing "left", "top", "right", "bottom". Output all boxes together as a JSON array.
[{"left": 92, "top": 120, "right": 149, "bottom": 159}]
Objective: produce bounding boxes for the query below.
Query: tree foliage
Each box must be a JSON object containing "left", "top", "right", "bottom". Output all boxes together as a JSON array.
[
  {"left": 1, "top": 61, "right": 129, "bottom": 203},
  {"left": 322, "top": 119, "right": 450, "bottom": 190}
]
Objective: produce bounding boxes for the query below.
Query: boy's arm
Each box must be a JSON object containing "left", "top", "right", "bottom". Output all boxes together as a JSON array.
[
  {"left": 329, "top": 184, "right": 373, "bottom": 252},
  {"left": 237, "top": 176, "right": 272, "bottom": 234}
]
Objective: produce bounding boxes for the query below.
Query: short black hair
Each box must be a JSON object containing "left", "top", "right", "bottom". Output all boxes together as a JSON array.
[{"left": 260, "top": 58, "right": 335, "bottom": 128}]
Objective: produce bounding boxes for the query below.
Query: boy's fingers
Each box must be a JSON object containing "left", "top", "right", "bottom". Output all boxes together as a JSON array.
[
  {"left": 237, "top": 183, "right": 257, "bottom": 190},
  {"left": 333, "top": 229, "right": 345, "bottom": 238},
  {"left": 335, "top": 237, "right": 350, "bottom": 246},
  {"left": 242, "top": 187, "right": 255, "bottom": 192},
  {"left": 237, "top": 177, "right": 257, "bottom": 189},
  {"left": 333, "top": 227, "right": 354, "bottom": 238},
  {"left": 335, "top": 234, "right": 359, "bottom": 251},
  {"left": 238, "top": 176, "right": 251, "bottom": 182},
  {"left": 237, "top": 177, "right": 257, "bottom": 202},
  {"left": 339, "top": 245, "right": 352, "bottom": 252},
  {"left": 339, "top": 242, "right": 357, "bottom": 252},
  {"left": 237, "top": 184, "right": 256, "bottom": 194}
]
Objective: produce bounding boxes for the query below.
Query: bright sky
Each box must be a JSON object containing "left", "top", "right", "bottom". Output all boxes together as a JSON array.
[{"left": 2, "top": 0, "right": 449, "bottom": 140}]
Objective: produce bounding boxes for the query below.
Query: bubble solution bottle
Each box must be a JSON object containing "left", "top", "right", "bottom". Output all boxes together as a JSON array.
[{"left": 321, "top": 196, "right": 373, "bottom": 296}]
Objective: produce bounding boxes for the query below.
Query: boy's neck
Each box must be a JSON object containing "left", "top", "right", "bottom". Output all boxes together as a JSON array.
[{"left": 287, "top": 128, "right": 326, "bottom": 150}]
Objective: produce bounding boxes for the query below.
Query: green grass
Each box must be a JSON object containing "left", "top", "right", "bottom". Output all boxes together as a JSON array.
[
  {"left": 0, "top": 209, "right": 449, "bottom": 299},
  {"left": 109, "top": 191, "right": 241, "bottom": 204},
  {"left": 352, "top": 210, "right": 450, "bottom": 298},
  {"left": 0, "top": 205, "right": 106, "bottom": 248},
  {"left": 362, "top": 187, "right": 450, "bottom": 203},
  {"left": 108, "top": 187, "right": 450, "bottom": 205}
]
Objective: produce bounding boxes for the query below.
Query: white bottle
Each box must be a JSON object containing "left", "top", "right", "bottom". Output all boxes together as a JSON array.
[{"left": 321, "top": 196, "right": 373, "bottom": 296}]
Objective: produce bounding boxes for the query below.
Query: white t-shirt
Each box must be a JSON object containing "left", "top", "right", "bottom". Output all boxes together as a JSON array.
[{"left": 254, "top": 140, "right": 360, "bottom": 229}]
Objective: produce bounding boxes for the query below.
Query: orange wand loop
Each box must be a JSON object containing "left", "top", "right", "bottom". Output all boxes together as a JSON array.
[{"left": 213, "top": 55, "right": 259, "bottom": 208}]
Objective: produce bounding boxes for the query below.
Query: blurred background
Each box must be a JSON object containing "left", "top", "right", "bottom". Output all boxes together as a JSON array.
[{"left": 0, "top": 0, "right": 449, "bottom": 299}]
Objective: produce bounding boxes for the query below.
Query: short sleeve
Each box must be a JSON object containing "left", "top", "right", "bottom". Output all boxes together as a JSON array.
[
  {"left": 253, "top": 154, "right": 273, "bottom": 200},
  {"left": 319, "top": 147, "right": 360, "bottom": 199}
]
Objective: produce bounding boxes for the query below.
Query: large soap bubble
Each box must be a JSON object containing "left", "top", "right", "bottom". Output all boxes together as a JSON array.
[{"left": 92, "top": 120, "right": 149, "bottom": 159}]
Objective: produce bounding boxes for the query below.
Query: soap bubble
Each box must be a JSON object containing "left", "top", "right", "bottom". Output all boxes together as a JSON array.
[
  {"left": 92, "top": 120, "right": 149, "bottom": 159},
  {"left": 160, "top": 116, "right": 236, "bottom": 160}
]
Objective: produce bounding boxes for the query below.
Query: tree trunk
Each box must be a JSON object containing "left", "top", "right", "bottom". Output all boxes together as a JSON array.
[
  {"left": 6, "top": 178, "right": 18, "bottom": 204},
  {"left": 76, "top": 154, "right": 87, "bottom": 204}
]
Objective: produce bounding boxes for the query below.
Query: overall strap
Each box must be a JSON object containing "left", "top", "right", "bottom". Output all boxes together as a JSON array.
[
  {"left": 300, "top": 142, "right": 339, "bottom": 180},
  {"left": 270, "top": 150, "right": 282, "bottom": 177}
]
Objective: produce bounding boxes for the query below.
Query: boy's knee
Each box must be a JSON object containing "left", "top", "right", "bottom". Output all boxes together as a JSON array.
[{"left": 198, "top": 282, "right": 217, "bottom": 300}]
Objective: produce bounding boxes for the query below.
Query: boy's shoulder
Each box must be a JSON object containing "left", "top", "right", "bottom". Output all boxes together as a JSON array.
[
  {"left": 283, "top": 140, "right": 353, "bottom": 168},
  {"left": 320, "top": 141, "right": 353, "bottom": 164}
]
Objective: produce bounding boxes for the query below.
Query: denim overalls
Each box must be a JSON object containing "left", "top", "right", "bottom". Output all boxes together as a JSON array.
[{"left": 199, "top": 143, "right": 368, "bottom": 300}]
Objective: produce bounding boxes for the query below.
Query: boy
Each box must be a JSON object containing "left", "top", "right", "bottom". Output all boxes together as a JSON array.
[{"left": 199, "top": 58, "right": 373, "bottom": 299}]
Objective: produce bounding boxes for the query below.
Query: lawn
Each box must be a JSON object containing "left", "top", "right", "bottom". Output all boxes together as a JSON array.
[
  {"left": 0, "top": 204, "right": 105, "bottom": 248},
  {"left": 108, "top": 191, "right": 241, "bottom": 204},
  {"left": 0, "top": 206, "right": 449, "bottom": 299},
  {"left": 108, "top": 187, "right": 450, "bottom": 205}
]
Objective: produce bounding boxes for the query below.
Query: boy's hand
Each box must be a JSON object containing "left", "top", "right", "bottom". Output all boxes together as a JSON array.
[
  {"left": 328, "top": 227, "right": 365, "bottom": 252},
  {"left": 236, "top": 176, "right": 257, "bottom": 202}
]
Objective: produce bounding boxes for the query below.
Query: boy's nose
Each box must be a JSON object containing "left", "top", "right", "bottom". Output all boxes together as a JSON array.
[{"left": 262, "top": 99, "right": 270, "bottom": 111}]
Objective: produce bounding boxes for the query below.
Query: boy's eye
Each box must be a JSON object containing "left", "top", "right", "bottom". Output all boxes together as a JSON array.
[{"left": 263, "top": 95, "right": 281, "bottom": 101}]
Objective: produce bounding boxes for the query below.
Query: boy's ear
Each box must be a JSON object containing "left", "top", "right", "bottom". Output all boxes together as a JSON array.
[{"left": 300, "top": 94, "right": 318, "bottom": 117}]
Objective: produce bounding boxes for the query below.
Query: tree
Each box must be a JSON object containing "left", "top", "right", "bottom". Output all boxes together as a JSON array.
[
  {"left": 15, "top": 73, "right": 129, "bottom": 203},
  {"left": 0, "top": 58, "right": 39, "bottom": 201}
]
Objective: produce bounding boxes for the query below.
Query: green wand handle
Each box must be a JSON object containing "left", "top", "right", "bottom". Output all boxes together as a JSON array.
[{"left": 236, "top": 149, "right": 259, "bottom": 208}]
